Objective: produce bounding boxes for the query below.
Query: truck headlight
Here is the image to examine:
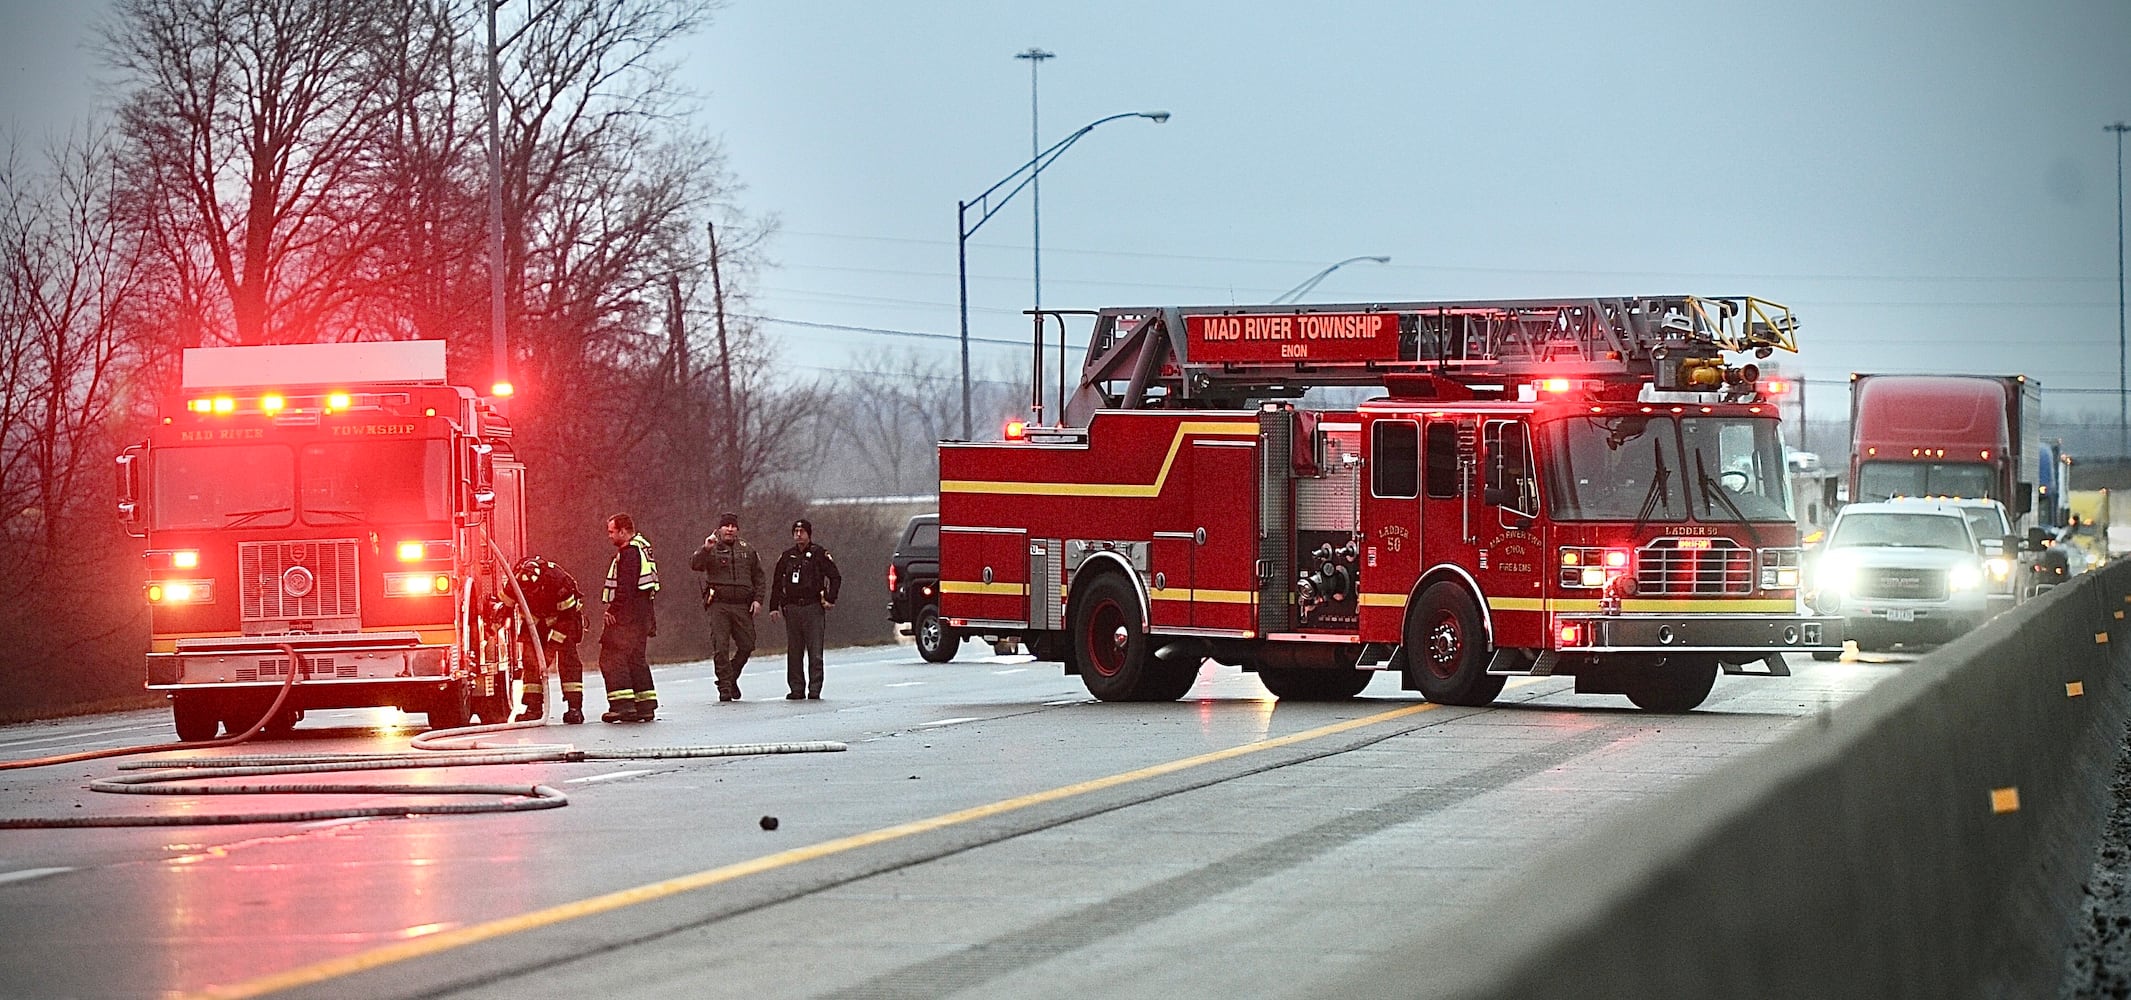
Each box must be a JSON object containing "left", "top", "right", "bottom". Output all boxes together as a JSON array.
[
  {"left": 1983, "top": 557, "right": 2011, "bottom": 582},
  {"left": 147, "top": 579, "right": 215, "bottom": 604},
  {"left": 1949, "top": 564, "right": 1983, "bottom": 591}
]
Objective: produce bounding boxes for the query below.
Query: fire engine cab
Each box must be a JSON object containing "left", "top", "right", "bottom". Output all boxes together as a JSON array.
[
  {"left": 937, "top": 295, "right": 1840, "bottom": 712},
  {"left": 116, "top": 341, "right": 527, "bottom": 739}
]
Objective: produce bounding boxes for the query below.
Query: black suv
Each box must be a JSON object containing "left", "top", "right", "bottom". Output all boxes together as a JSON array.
[{"left": 888, "top": 513, "right": 958, "bottom": 661}]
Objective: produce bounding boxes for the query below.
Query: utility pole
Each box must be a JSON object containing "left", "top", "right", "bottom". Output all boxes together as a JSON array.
[
  {"left": 706, "top": 220, "right": 740, "bottom": 507},
  {"left": 2111, "top": 122, "right": 2129, "bottom": 457},
  {"left": 1016, "top": 48, "right": 1054, "bottom": 314},
  {"left": 485, "top": 0, "right": 508, "bottom": 396}
]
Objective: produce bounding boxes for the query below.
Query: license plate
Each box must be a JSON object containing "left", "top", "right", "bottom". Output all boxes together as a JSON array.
[{"left": 1884, "top": 608, "right": 1916, "bottom": 623}]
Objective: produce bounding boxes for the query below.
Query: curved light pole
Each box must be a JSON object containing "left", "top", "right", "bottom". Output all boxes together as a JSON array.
[
  {"left": 958, "top": 110, "right": 1171, "bottom": 439},
  {"left": 1272, "top": 255, "right": 1392, "bottom": 304}
]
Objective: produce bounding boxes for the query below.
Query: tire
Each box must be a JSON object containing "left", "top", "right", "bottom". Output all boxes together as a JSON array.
[
  {"left": 1810, "top": 650, "right": 1841, "bottom": 662},
  {"left": 916, "top": 604, "right": 960, "bottom": 663},
  {"left": 1625, "top": 655, "right": 1720, "bottom": 712},
  {"left": 1070, "top": 573, "right": 1192, "bottom": 701},
  {"left": 172, "top": 693, "right": 220, "bottom": 743},
  {"left": 427, "top": 685, "right": 473, "bottom": 731},
  {"left": 219, "top": 697, "right": 273, "bottom": 738},
  {"left": 263, "top": 707, "right": 304, "bottom": 734},
  {"left": 1405, "top": 583, "right": 1505, "bottom": 706}
]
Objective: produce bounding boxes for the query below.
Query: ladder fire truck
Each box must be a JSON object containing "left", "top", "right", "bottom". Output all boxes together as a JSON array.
[
  {"left": 116, "top": 342, "right": 528, "bottom": 739},
  {"left": 936, "top": 295, "right": 1840, "bottom": 712}
]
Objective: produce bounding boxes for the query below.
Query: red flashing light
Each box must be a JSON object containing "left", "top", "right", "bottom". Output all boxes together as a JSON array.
[
  {"left": 260, "top": 394, "right": 285, "bottom": 414},
  {"left": 1540, "top": 377, "right": 1571, "bottom": 393},
  {"left": 325, "top": 392, "right": 351, "bottom": 412},
  {"left": 1761, "top": 378, "right": 1791, "bottom": 396},
  {"left": 491, "top": 382, "right": 515, "bottom": 398},
  {"left": 1558, "top": 622, "right": 1587, "bottom": 646},
  {"left": 212, "top": 396, "right": 234, "bottom": 414},
  {"left": 1603, "top": 549, "right": 1629, "bottom": 569},
  {"left": 1004, "top": 420, "right": 1028, "bottom": 441}
]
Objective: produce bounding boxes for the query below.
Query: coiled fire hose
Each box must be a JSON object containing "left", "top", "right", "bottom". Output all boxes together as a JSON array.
[{"left": 0, "top": 532, "right": 845, "bottom": 827}]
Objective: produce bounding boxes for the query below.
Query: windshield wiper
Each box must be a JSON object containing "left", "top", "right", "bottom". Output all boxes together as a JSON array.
[
  {"left": 305, "top": 507, "right": 364, "bottom": 522},
  {"left": 1630, "top": 440, "right": 1673, "bottom": 537},
  {"left": 1694, "top": 451, "right": 1763, "bottom": 549},
  {"left": 224, "top": 505, "right": 292, "bottom": 527}
]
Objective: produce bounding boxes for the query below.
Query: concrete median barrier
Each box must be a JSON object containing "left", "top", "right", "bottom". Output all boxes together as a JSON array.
[{"left": 1338, "top": 562, "right": 2131, "bottom": 1000}]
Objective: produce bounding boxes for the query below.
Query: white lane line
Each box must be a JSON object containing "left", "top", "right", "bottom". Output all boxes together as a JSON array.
[
  {"left": 0, "top": 724, "right": 165, "bottom": 750},
  {"left": 990, "top": 668, "right": 1027, "bottom": 676},
  {"left": 0, "top": 868, "right": 74, "bottom": 886},
  {"left": 918, "top": 717, "right": 981, "bottom": 728},
  {"left": 566, "top": 770, "right": 657, "bottom": 785},
  {"left": 1043, "top": 698, "right": 1085, "bottom": 706},
  {"left": 884, "top": 682, "right": 925, "bottom": 688}
]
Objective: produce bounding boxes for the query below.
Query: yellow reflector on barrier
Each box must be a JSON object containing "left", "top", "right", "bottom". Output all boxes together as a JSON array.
[
  {"left": 2099, "top": 633, "right": 2111, "bottom": 645},
  {"left": 1991, "top": 787, "right": 2020, "bottom": 814},
  {"left": 2068, "top": 681, "right": 2086, "bottom": 698}
]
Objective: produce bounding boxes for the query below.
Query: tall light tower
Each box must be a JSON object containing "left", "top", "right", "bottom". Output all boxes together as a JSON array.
[
  {"left": 2111, "top": 121, "right": 2129, "bottom": 457},
  {"left": 1016, "top": 48, "right": 1055, "bottom": 315}
]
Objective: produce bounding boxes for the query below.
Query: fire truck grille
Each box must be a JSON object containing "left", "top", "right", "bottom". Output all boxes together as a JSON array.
[
  {"left": 1854, "top": 567, "right": 1948, "bottom": 601},
  {"left": 237, "top": 656, "right": 351, "bottom": 682},
  {"left": 240, "top": 539, "right": 361, "bottom": 623},
  {"left": 1636, "top": 538, "right": 1753, "bottom": 595}
]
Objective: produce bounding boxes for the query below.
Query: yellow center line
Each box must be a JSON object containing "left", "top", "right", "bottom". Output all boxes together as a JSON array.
[{"left": 194, "top": 699, "right": 1445, "bottom": 999}]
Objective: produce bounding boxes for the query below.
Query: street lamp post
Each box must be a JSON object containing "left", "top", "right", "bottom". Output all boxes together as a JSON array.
[
  {"left": 1015, "top": 48, "right": 1054, "bottom": 315},
  {"left": 486, "top": 0, "right": 508, "bottom": 397},
  {"left": 1272, "top": 255, "right": 1392, "bottom": 304},
  {"left": 2111, "top": 121, "right": 2129, "bottom": 457},
  {"left": 957, "top": 110, "right": 1170, "bottom": 439}
]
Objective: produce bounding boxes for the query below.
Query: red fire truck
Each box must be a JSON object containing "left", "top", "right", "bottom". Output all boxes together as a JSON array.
[
  {"left": 937, "top": 296, "right": 1839, "bottom": 712},
  {"left": 116, "top": 342, "right": 528, "bottom": 739}
]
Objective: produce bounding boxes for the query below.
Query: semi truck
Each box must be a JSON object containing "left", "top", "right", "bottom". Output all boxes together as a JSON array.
[
  {"left": 937, "top": 296, "right": 1839, "bottom": 713},
  {"left": 116, "top": 341, "right": 528, "bottom": 740},
  {"left": 1847, "top": 374, "right": 2041, "bottom": 531}
]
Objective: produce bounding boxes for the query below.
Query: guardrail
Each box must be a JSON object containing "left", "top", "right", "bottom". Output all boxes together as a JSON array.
[{"left": 1338, "top": 561, "right": 2131, "bottom": 1000}]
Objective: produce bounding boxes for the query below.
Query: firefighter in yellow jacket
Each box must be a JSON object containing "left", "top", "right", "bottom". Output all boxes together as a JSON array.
[{"left": 598, "top": 513, "right": 660, "bottom": 722}]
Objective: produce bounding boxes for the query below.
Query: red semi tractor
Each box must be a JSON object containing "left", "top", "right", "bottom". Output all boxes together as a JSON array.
[
  {"left": 1848, "top": 374, "right": 2041, "bottom": 529},
  {"left": 937, "top": 296, "right": 1840, "bottom": 712}
]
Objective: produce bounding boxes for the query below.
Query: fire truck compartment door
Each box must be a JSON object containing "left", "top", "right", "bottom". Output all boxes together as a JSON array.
[
  {"left": 1150, "top": 534, "right": 1195, "bottom": 628},
  {"left": 1190, "top": 441, "right": 1259, "bottom": 632},
  {"left": 941, "top": 527, "right": 1029, "bottom": 626}
]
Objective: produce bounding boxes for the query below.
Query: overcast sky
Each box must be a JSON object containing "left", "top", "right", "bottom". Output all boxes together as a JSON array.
[{"left": 7, "top": 0, "right": 2131, "bottom": 424}]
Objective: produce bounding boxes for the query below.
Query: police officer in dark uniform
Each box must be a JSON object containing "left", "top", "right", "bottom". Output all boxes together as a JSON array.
[
  {"left": 769, "top": 518, "right": 842, "bottom": 700},
  {"left": 495, "top": 555, "right": 588, "bottom": 724},
  {"left": 691, "top": 512, "right": 764, "bottom": 702},
  {"left": 598, "top": 513, "right": 660, "bottom": 722}
]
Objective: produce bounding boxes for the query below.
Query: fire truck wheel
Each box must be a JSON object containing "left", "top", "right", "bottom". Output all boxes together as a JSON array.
[
  {"left": 427, "top": 686, "right": 473, "bottom": 730},
  {"left": 171, "top": 693, "right": 221, "bottom": 743},
  {"left": 1255, "top": 667, "right": 1373, "bottom": 701},
  {"left": 1070, "top": 573, "right": 1185, "bottom": 701},
  {"left": 916, "top": 604, "right": 961, "bottom": 663},
  {"left": 1406, "top": 583, "right": 1505, "bottom": 706},
  {"left": 1625, "top": 655, "right": 1720, "bottom": 713}
]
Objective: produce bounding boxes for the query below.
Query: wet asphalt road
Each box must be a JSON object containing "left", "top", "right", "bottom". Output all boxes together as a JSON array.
[{"left": 0, "top": 643, "right": 1910, "bottom": 999}]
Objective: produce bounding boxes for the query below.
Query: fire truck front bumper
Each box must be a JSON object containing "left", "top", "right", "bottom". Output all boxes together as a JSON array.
[
  {"left": 146, "top": 632, "right": 454, "bottom": 689},
  {"left": 1553, "top": 613, "right": 1843, "bottom": 656}
]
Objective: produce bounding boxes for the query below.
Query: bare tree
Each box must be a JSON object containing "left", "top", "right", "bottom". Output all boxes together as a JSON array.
[{"left": 103, "top": 0, "right": 408, "bottom": 346}]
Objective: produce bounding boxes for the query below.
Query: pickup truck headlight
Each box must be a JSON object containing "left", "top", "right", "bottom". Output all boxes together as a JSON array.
[
  {"left": 1949, "top": 564, "right": 1983, "bottom": 592},
  {"left": 1983, "top": 557, "right": 2011, "bottom": 582}
]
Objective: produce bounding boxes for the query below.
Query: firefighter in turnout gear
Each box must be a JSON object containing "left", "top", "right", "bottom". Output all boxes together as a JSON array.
[
  {"left": 770, "top": 518, "right": 841, "bottom": 699},
  {"left": 599, "top": 514, "right": 660, "bottom": 722},
  {"left": 494, "top": 556, "right": 588, "bottom": 724},
  {"left": 690, "top": 511, "right": 765, "bottom": 701}
]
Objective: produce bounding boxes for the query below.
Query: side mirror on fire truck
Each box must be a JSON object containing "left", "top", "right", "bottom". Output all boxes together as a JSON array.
[
  {"left": 115, "top": 446, "right": 145, "bottom": 537},
  {"left": 471, "top": 443, "right": 496, "bottom": 512}
]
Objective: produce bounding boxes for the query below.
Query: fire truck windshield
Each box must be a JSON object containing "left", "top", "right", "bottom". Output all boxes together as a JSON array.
[
  {"left": 149, "top": 440, "right": 450, "bottom": 530},
  {"left": 153, "top": 445, "right": 295, "bottom": 530},
  {"left": 1546, "top": 416, "right": 1792, "bottom": 523},
  {"left": 299, "top": 440, "right": 451, "bottom": 525}
]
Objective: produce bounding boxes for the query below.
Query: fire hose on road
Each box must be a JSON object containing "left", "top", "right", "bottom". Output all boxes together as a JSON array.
[{"left": 0, "top": 546, "right": 847, "bottom": 827}]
